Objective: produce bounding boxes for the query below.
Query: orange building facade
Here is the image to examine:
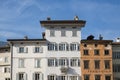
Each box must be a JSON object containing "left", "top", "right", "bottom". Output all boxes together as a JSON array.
[{"left": 80, "top": 39, "right": 113, "bottom": 80}]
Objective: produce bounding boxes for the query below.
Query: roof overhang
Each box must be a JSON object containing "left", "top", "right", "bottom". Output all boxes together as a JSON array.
[
  {"left": 81, "top": 39, "right": 113, "bottom": 44},
  {"left": 40, "top": 20, "right": 86, "bottom": 27},
  {"left": 7, "top": 39, "right": 46, "bottom": 44}
]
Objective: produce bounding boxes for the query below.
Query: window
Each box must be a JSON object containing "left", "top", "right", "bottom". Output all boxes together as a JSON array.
[
  {"left": 58, "top": 76, "right": 66, "bottom": 80},
  {"left": 70, "top": 43, "right": 79, "bottom": 51},
  {"left": 5, "top": 78, "right": 10, "bottom": 80},
  {"left": 69, "top": 76, "right": 78, "bottom": 80},
  {"left": 33, "top": 72, "right": 43, "bottom": 80},
  {"left": 59, "top": 43, "right": 66, "bottom": 51},
  {"left": 48, "top": 43, "right": 57, "bottom": 51},
  {"left": 94, "top": 60, "right": 100, "bottom": 69},
  {"left": 105, "top": 75, "right": 111, "bottom": 80},
  {"left": 104, "top": 60, "right": 110, "bottom": 69},
  {"left": 94, "top": 50, "right": 99, "bottom": 55},
  {"left": 17, "top": 72, "right": 27, "bottom": 80},
  {"left": 113, "top": 52, "right": 120, "bottom": 59},
  {"left": 95, "top": 75, "right": 100, "bottom": 80},
  {"left": 19, "top": 59, "right": 25, "bottom": 68},
  {"left": 70, "top": 58, "right": 80, "bottom": 67},
  {"left": 84, "top": 60, "right": 89, "bottom": 69},
  {"left": 83, "top": 50, "right": 89, "bottom": 55},
  {"left": 113, "top": 64, "right": 120, "bottom": 72},
  {"left": 84, "top": 44, "right": 87, "bottom": 47},
  {"left": 104, "top": 50, "right": 109, "bottom": 55},
  {"left": 4, "top": 67, "right": 10, "bottom": 73},
  {"left": 84, "top": 75, "right": 89, "bottom": 80},
  {"left": 48, "top": 59, "right": 57, "bottom": 67},
  {"left": 61, "top": 30, "right": 66, "bottom": 37},
  {"left": 18, "top": 47, "right": 28, "bottom": 53},
  {"left": 35, "top": 59, "right": 41, "bottom": 68},
  {"left": 72, "top": 30, "right": 77, "bottom": 37},
  {"left": 4, "top": 57, "right": 9, "bottom": 63},
  {"left": 34, "top": 47, "right": 43, "bottom": 53},
  {"left": 59, "top": 58, "right": 68, "bottom": 66},
  {"left": 95, "top": 44, "right": 98, "bottom": 47},
  {"left": 104, "top": 44, "right": 108, "bottom": 47},
  {"left": 50, "top": 30, "right": 55, "bottom": 37},
  {"left": 48, "top": 75, "right": 56, "bottom": 80}
]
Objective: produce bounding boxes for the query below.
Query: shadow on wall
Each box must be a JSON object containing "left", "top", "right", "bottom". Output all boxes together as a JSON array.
[{"left": 67, "top": 67, "right": 78, "bottom": 74}]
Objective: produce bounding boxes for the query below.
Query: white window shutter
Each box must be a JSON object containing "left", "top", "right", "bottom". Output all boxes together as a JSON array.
[
  {"left": 24, "top": 73, "right": 27, "bottom": 80},
  {"left": 40, "top": 47, "right": 43, "bottom": 53},
  {"left": 40, "top": 73, "right": 43, "bottom": 80},
  {"left": 33, "top": 47, "right": 35, "bottom": 53},
  {"left": 16, "top": 73, "right": 18, "bottom": 80},
  {"left": 17, "top": 47, "right": 19, "bottom": 53},
  {"left": 33, "top": 73, "right": 35, "bottom": 80},
  {"left": 25, "top": 47, "right": 28, "bottom": 53}
]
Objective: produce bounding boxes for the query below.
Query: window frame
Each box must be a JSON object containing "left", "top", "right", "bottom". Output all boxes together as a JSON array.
[
  {"left": 104, "top": 60, "right": 110, "bottom": 69},
  {"left": 59, "top": 58, "right": 68, "bottom": 66},
  {"left": 104, "top": 50, "right": 109, "bottom": 55},
  {"left": 84, "top": 60, "right": 89, "bottom": 69},
  {"left": 48, "top": 58, "right": 57, "bottom": 67},
  {"left": 95, "top": 75, "right": 101, "bottom": 80},
  {"left": 83, "top": 49, "right": 89, "bottom": 55},
  {"left": 33, "top": 72, "right": 42, "bottom": 80},
  {"left": 84, "top": 74, "right": 90, "bottom": 80},
  {"left": 94, "top": 49, "right": 100, "bottom": 55},
  {"left": 94, "top": 60, "right": 100, "bottom": 69},
  {"left": 18, "top": 47, "right": 28, "bottom": 53}
]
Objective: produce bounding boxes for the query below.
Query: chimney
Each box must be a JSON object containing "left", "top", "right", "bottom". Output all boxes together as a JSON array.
[
  {"left": 74, "top": 16, "right": 79, "bottom": 20},
  {"left": 42, "top": 32, "right": 45, "bottom": 39},
  {"left": 116, "top": 38, "right": 120, "bottom": 42},
  {"left": 99, "top": 34, "right": 103, "bottom": 40},
  {"left": 47, "top": 17, "right": 51, "bottom": 20},
  {"left": 24, "top": 36, "right": 28, "bottom": 40}
]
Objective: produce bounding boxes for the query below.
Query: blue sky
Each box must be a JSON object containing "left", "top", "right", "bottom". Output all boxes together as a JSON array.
[{"left": 0, "top": 0, "right": 120, "bottom": 41}]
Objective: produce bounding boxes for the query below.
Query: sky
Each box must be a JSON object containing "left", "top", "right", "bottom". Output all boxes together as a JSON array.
[{"left": 0, "top": 0, "right": 120, "bottom": 41}]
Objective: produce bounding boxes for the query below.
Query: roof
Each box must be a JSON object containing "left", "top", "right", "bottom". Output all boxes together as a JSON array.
[
  {"left": 81, "top": 39, "right": 113, "bottom": 44},
  {"left": 7, "top": 39, "right": 46, "bottom": 42},
  {"left": 40, "top": 20, "right": 86, "bottom": 27},
  {"left": 112, "top": 42, "right": 120, "bottom": 45}
]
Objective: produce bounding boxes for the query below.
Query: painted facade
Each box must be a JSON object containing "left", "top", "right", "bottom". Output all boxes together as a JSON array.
[{"left": 80, "top": 39, "right": 113, "bottom": 80}]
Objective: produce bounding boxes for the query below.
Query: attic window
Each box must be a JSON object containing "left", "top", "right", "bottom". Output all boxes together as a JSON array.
[
  {"left": 84, "top": 44, "right": 87, "bottom": 47},
  {"left": 95, "top": 44, "right": 98, "bottom": 47},
  {"left": 105, "top": 44, "right": 108, "bottom": 47}
]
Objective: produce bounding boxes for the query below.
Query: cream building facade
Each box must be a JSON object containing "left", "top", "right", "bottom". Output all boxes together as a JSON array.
[{"left": 0, "top": 46, "right": 11, "bottom": 80}]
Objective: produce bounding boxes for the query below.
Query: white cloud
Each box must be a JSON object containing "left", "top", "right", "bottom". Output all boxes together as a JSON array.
[{"left": 0, "top": 31, "right": 23, "bottom": 39}]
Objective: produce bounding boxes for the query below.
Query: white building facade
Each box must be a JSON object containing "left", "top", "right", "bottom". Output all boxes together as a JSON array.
[
  {"left": 40, "top": 17, "right": 86, "bottom": 80},
  {"left": 8, "top": 17, "right": 86, "bottom": 80},
  {"left": 7, "top": 39, "right": 47, "bottom": 80}
]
